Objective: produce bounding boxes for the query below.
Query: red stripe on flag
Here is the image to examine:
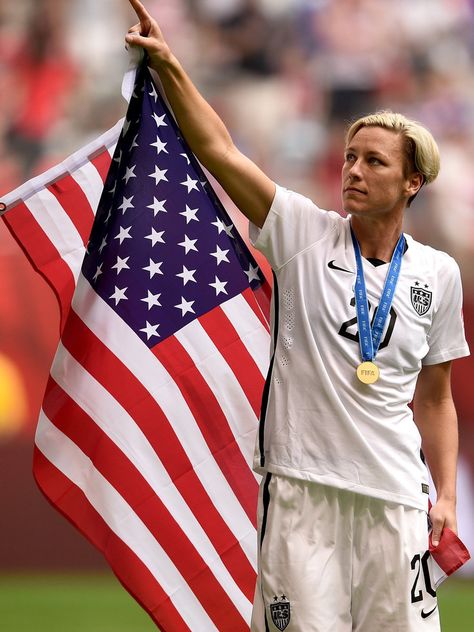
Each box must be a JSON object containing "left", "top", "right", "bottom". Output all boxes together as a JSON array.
[
  {"left": 90, "top": 149, "right": 113, "bottom": 184},
  {"left": 47, "top": 175, "right": 95, "bottom": 245},
  {"left": 33, "top": 447, "right": 191, "bottom": 632},
  {"left": 42, "top": 378, "right": 249, "bottom": 630},
  {"left": 60, "top": 309, "right": 257, "bottom": 601},
  {"left": 2, "top": 201, "right": 75, "bottom": 329},
  {"left": 153, "top": 332, "right": 258, "bottom": 528},
  {"left": 199, "top": 305, "right": 265, "bottom": 417}
]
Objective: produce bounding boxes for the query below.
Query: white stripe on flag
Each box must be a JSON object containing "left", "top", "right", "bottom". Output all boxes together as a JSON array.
[
  {"left": 175, "top": 320, "right": 259, "bottom": 460},
  {"left": 71, "top": 275, "right": 258, "bottom": 567},
  {"left": 35, "top": 411, "right": 218, "bottom": 631},
  {"left": 107, "top": 143, "right": 118, "bottom": 160},
  {"left": 71, "top": 160, "right": 108, "bottom": 214},
  {"left": 221, "top": 295, "right": 270, "bottom": 375},
  {"left": 25, "top": 191, "right": 85, "bottom": 282},
  {"left": 49, "top": 341, "right": 254, "bottom": 617}
]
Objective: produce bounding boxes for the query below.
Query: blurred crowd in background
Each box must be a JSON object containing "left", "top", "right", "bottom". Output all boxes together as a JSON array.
[
  {"left": 1, "top": 0, "right": 474, "bottom": 570},
  {"left": 2, "top": 0, "right": 474, "bottom": 272}
]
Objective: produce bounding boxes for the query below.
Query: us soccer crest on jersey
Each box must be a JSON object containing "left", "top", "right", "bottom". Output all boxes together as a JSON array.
[
  {"left": 411, "top": 283, "right": 433, "bottom": 316},
  {"left": 269, "top": 595, "right": 291, "bottom": 631}
]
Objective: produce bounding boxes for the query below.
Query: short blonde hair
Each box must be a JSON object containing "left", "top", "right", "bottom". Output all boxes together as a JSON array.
[{"left": 345, "top": 111, "right": 440, "bottom": 185}]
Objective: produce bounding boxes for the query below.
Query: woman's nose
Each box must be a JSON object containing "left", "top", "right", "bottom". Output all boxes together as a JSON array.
[{"left": 348, "top": 160, "right": 362, "bottom": 180}]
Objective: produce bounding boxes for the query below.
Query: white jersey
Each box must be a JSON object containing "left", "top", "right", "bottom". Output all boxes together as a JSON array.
[{"left": 250, "top": 185, "right": 469, "bottom": 510}]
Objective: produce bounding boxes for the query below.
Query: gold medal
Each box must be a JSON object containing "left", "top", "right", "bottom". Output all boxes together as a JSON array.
[{"left": 357, "top": 361, "right": 380, "bottom": 385}]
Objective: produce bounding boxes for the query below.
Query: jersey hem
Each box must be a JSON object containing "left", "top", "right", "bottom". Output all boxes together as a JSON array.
[
  {"left": 422, "top": 344, "right": 470, "bottom": 365},
  {"left": 254, "top": 462, "right": 429, "bottom": 512}
]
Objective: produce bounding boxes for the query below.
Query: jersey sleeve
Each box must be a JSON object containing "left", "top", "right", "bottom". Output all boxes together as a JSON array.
[
  {"left": 249, "top": 184, "right": 337, "bottom": 270},
  {"left": 423, "top": 255, "right": 470, "bottom": 365}
]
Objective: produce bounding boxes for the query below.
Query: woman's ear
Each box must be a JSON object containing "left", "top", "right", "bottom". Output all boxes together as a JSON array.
[{"left": 407, "top": 172, "right": 424, "bottom": 198}]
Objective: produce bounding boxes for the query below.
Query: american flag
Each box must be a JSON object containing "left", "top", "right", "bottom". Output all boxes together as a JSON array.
[{"left": 1, "top": 60, "right": 271, "bottom": 630}]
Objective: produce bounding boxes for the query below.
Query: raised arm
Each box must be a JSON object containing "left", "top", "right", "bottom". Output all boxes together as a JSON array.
[
  {"left": 413, "top": 361, "right": 458, "bottom": 547},
  {"left": 125, "top": 0, "right": 275, "bottom": 228}
]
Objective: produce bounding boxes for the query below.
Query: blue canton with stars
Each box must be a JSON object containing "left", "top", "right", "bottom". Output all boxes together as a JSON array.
[{"left": 83, "top": 62, "right": 263, "bottom": 347}]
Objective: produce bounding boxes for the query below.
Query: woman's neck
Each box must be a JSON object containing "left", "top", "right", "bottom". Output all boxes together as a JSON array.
[{"left": 350, "top": 214, "right": 404, "bottom": 262}]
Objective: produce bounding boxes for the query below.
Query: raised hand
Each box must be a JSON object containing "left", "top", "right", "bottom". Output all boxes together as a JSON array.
[
  {"left": 125, "top": 0, "right": 172, "bottom": 67},
  {"left": 123, "top": 0, "right": 275, "bottom": 227}
]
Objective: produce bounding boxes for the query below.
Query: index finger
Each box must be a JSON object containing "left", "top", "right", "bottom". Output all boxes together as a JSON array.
[{"left": 128, "top": 0, "right": 151, "bottom": 21}]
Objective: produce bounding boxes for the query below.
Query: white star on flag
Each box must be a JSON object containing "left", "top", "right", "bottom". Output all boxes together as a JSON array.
[
  {"left": 176, "top": 266, "right": 197, "bottom": 285},
  {"left": 147, "top": 197, "right": 167, "bottom": 216},
  {"left": 145, "top": 228, "right": 165, "bottom": 247},
  {"left": 209, "top": 276, "right": 228, "bottom": 296},
  {"left": 152, "top": 112, "right": 167, "bottom": 128},
  {"left": 224, "top": 223, "right": 235, "bottom": 238},
  {"left": 180, "top": 153, "right": 191, "bottom": 165},
  {"left": 175, "top": 297, "right": 195, "bottom": 316},
  {"left": 143, "top": 259, "right": 164, "bottom": 278},
  {"left": 245, "top": 264, "right": 261, "bottom": 283},
  {"left": 114, "top": 226, "right": 133, "bottom": 244},
  {"left": 99, "top": 237, "right": 108, "bottom": 253},
  {"left": 139, "top": 321, "right": 160, "bottom": 340},
  {"left": 93, "top": 263, "right": 103, "bottom": 282},
  {"left": 141, "top": 291, "right": 162, "bottom": 310},
  {"left": 181, "top": 175, "right": 199, "bottom": 193},
  {"left": 178, "top": 235, "right": 198, "bottom": 254},
  {"left": 112, "top": 255, "right": 131, "bottom": 275},
  {"left": 109, "top": 286, "right": 128, "bottom": 306},
  {"left": 151, "top": 136, "right": 168, "bottom": 155},
  {"left": 210, "top": 245, "right": 230, "bottom": 265},
  {"left": 180, "top": 205, "right": 199, "bottom": 224},
  {"left": 118, "top": 195, "right": 135, "bottom": 213},
  {"left": 131, "top": 134, "right": 139, "bottom": 149},
  {"left": 123, "top": 165, "right": 137, "bottom": 184},
  {"left": 149, "top": 165, "right": 169, "bottom": 185},
  {"left": 149, "top": 83, "right": 158, "bottom": 102},
  {"left": 211, "top": 218, "right": 226, "bottom": 234}
]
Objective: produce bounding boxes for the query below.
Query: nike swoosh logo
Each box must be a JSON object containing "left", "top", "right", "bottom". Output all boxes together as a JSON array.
[
  {"left": 421, "top": 605, "right": 438, "bottom": 619},
  {"left": 328, "top": 260, "right": 353, "bottom": 274}
]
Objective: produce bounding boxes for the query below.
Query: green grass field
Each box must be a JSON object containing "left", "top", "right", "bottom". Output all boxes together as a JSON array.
[
  {"left": 0, "top": 573, "right": 473, "bottom": 631},
  {"left": 0, "top": 574, "right": 155, "bottom": 632}
]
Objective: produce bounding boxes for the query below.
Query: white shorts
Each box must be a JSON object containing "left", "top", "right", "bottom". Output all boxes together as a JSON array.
[{"left": 251, "top": 473, "right": 440, "bottom": 632}]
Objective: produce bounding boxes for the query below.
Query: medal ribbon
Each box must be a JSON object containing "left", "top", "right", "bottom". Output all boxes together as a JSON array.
[{"left": 351, "top": 228, "right": 405, "bottom": 363}]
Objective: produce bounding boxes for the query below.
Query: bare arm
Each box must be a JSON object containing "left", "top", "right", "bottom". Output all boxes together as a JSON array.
[
  {"left": 125, "top": 0, "right": 275, "bottom": 228},
  {"left": 413, "top": 361, "right": 458, "bottom": 546}
]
